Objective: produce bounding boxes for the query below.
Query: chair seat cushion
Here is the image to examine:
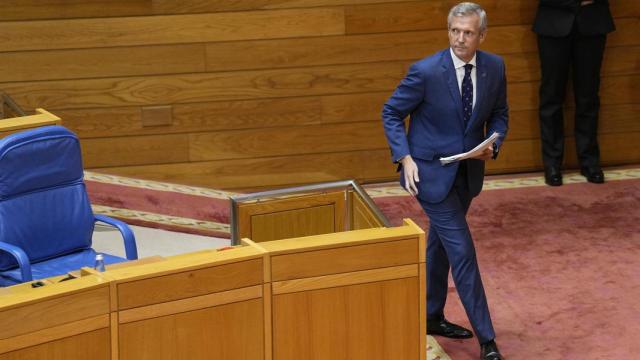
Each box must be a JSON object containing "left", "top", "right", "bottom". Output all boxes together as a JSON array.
[{"left": 0, "top": 249, "right": 126, "bottom": 286}]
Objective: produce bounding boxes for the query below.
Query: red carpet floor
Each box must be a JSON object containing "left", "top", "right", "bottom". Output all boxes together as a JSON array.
[
  {"left": 417, "top": 177, "right": 640, "bottom": 359},
  {"left": 86, "top": 169, "right": 640, "bottom": 359}
]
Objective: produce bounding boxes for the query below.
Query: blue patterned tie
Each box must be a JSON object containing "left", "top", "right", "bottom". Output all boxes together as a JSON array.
[{"left": 462, "top": 63, "right": 473, "bottom": 129}]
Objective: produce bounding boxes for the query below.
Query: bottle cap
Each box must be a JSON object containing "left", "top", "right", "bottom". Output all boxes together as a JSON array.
[{"left": 96, "top": 254, "right": 104, "bottom": 260}]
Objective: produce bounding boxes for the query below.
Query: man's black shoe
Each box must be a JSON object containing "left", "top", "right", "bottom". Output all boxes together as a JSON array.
[
  {"left": 581, "top": 166, "right": 605, "bottom": 184},
  {"left": 480, "top": 339, "right": 502, "bottom": 360},
  {"left": 426, "top": 318, "right": 473, "bottom": 339},
  {"left": 544, "top": 166, "right": 562, "bottom": 186}
]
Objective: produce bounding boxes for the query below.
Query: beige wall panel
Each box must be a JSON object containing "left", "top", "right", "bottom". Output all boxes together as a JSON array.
[
  {"left": 251, "top": 205, "right": 337, "bottom": 243},
  {"left": 271, "top": 239, "right": 417, "bottom": 281},
  {"left": 117, "top": 258, "right": 263, "bottom": 309},
  {"left": 82, "top": 133, "right": 189, "bottom": 168},
  {"left": 96, "top": 149, "right": 395, "bottom": 189},
  {"left": 0, "top": 44, "right": 205, "bottom": 82},
  {"left": 0, "top": 8, "right": 345, "bottom": 52},
  {"left": 188, "top": 121, "right": 388, "bottom": 161},
  {"left": 0, "top": 329, "right": 110, "bottom": 360},
  {"left": 272, "top": 277, "right": 419, "bottom": 360},
  {"left": 2, "top": 62, "right": 406, "bottom": 110},
  {"left": 119, "top": 299, "right": 264, "bottom": 360}
]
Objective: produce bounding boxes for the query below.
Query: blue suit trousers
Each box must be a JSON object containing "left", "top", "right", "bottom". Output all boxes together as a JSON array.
[{"left": 419, "top": 162, "right": 495, "bottom": 344}]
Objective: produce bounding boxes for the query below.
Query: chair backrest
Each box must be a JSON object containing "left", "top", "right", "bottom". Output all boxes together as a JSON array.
[{"left": 0, "top": 126, "right": 94, "bottom": 271}]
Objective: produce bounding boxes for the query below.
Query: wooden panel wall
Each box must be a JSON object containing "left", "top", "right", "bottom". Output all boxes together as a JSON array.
[{"left": 1, "top": 1, "right": 638, "bottom": 190}]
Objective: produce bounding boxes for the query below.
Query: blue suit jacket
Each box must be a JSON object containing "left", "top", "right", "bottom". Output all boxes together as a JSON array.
[{"left": 382, "top": 49, "right": 509, "bottom": 203}]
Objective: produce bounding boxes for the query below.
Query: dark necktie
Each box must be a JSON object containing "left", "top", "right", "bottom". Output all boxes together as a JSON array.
[{"left": 462, "top": 63, "right": 473, "bottom": 128}]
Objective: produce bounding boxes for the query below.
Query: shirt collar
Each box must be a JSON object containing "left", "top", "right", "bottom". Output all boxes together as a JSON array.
[{"left": 449, "top": 48, "right": 477, "bottom": 69}]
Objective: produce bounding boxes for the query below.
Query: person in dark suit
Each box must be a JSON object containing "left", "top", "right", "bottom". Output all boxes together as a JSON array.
[
  {"left": 381, "top": 3, "right": 508, "bottom": 359},
  {"left": 533, "top": 0, "right": 615, "bottom": 186}
]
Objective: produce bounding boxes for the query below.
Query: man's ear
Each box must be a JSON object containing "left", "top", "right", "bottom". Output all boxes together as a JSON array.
[{"left": 479, "top": 30, "right": 486, "bottom": 43}]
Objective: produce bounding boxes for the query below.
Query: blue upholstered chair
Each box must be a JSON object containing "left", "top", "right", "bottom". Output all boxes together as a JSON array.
[{"left": 0, "top": 125, "right": 137, "bottom": 286}]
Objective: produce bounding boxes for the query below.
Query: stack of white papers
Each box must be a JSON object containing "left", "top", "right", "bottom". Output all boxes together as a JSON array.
[{"left": 439, "top": 132, "right": 501, "bottom": 165}]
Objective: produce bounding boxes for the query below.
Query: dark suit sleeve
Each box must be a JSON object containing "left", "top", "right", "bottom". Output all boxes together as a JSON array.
[
  {"left": 486, "top": 59, "right": 509, "bottom": 150},
  {"left": 381, "top": 63, "right": 425, "bottom": 163}
]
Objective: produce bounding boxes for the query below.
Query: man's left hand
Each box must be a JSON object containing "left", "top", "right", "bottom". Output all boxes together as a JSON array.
[{"left": 471, "top": 146, "right": 494, "bottom": 161}]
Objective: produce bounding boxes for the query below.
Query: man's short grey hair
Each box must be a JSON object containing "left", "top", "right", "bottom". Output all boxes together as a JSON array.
[{"left": 447, "top": 2, "right": 488, "bottom": 33}]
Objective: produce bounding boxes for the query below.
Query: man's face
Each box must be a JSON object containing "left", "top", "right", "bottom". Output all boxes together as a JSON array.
[{"left": 448, "top": 14, "right": 485, "bottom": 62}]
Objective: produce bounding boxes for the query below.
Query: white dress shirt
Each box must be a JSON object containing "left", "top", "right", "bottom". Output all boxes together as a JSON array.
[{"left": 450, "top": 48, "right": 477, "bottom": 109}]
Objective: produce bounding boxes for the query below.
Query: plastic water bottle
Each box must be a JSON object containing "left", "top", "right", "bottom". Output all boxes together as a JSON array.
[{"left": 94, "top": 254, "right": 106, "bottom": 272}]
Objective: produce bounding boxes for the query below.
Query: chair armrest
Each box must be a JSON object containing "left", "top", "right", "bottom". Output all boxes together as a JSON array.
[
  {"left": 94, "top": 215, "right": 138, "bottom": 260},
  {"left": 0, "top": 241, "right": 32, "bottom": 282}
]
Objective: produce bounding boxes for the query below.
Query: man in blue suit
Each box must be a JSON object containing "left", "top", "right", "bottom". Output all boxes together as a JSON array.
[{"left": 382, "top": 3, "right": 508, "bottom": 360}]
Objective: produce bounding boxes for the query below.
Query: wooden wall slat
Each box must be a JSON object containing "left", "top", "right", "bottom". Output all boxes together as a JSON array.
[
  {"left": 0, "top": 8, "right": 345, "bottom": 52},
  {"left": 153, "top": 0, "right": 410, "bottom": 15},
  {"left": 188, "top": 121, "right": 387, "bottom": 161},
  {"left": 0, "top": 44, "right": 206, "bottom": 83},
  {"left": 204, "top": 31, "right": 442, "bottom": 72},
  {"left": 58, "top": 98, "right": 321, "bottom": 138},
  {"left": 0, "top": 0, "right": 151, "bottom": 21},
  {"left": 206, "top": 33, "right": 637, "bottom": 83},
  {"left": 3, "top": 65, "right": 634, "bottom": 113},
  {"left": 0, "top": 0, "right": 414, "bottom": 21},
  {"left": 3, "top": 29, "right": 634, "bottom": 85},
  {"left": 183, "top": 108, "right": 640, "bottom": 165},
  {"left": 95, "top": 149, "right": 396, "bottom": 189},
  {"left": 1, "top": 62, "right": 407, "bottom": 110},
  {"left": 58, "top": 92, "right": 390, "bottom": 138},
  {"left": 82, "top": 133, "right": 189, "bottom": 168}
]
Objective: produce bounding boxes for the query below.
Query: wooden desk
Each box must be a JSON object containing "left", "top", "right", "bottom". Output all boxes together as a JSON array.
[
  {"left": 103, "top": 246, "right": 268, "bottom": 360},
  {"left": 259, "top": 219, "right": 426, "bottom": 360},
  {"left": 0, "top": 274, "right": 111, "bottom": 360}
]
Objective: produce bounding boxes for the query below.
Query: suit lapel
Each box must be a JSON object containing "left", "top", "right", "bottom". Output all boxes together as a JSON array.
[
  {"left": 466, "top": 52, "right": 488, "bottom": 134},
  {"left": 441, "top": 51, "right": 464, "bottom": 129}
]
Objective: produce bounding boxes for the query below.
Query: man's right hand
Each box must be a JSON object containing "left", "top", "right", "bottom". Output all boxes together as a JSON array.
[{"left": 401, "top": 155, "right": 420, "bottom": 196}]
